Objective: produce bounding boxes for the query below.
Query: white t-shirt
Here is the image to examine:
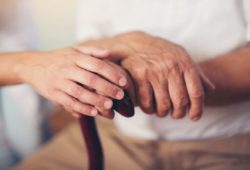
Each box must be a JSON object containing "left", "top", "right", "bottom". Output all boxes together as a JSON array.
[{"left": 76, "top": 0, "right": 250, "bottom": 141}]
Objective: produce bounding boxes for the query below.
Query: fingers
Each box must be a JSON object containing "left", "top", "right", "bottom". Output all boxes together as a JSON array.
[
  {"left": 67, "top": 66, "right": 124, "bottom": 100},
  {"left": 149, "top": 72, "right": 171, "bottom": 117},
  {"left": 53, "top": 90, "right": 98, "bottom": 117},
  {"left": 122, "top": 58, "right": 155, "bottom": 113},
  {"left": 136, "top": 78, "right": 155, "bottom": 113},
  {"left": 76, "top": 54, "right": 127, "bottom": 87},
  {"left": 184, "top": 68, "right": 205, "bottom": 121},
  {"left": 105, "top": 61, "right": 137, "bottom": 105},
  {"left": 99, "top": 109, "right": 115, "bottom": 119},
  {"left": 167, "top": 62, "right": 189, "bottom": 119},
  {"left": 74, "top": 46, "right": 111, "bottom": 58},
  {"left": 72, "top": 113, "right": 81, "bottom": 119},
  {"left": 58, "top": 80, "right": 114, "bottom": 113}
]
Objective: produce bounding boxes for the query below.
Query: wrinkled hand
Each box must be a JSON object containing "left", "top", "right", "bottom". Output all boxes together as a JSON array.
[
  {"left": 78, "top": 31, "right": 215, "bottom": 121},
  {"left": 15, "top": 47, "right": 128, "bottom": 118},
  {"left": 118, "top": 32, "right": 215, "bottom": 120}
]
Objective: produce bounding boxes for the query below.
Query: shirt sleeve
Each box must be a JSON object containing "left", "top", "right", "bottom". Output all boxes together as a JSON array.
[
  {"left": 243, "top": 0, "right": 250, "bottom": 41},
  {"left": 75, "top": 0, "right": 113, "bottom": 42}
]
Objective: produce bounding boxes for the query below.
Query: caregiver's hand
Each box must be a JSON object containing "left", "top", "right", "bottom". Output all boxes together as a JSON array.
[
  {"left": 78, "top": 31, "right": 215, "bottom": 121},
  {"left": 15, "top": 47, "right": 128, "bottom": 118}
]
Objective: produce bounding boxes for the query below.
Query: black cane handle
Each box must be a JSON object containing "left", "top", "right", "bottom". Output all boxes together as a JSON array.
[{"left": 79, "top": 90, "right": 134, "bottom": 170}]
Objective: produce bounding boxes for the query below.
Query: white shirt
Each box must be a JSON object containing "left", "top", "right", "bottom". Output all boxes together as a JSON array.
[{"left": 76, "top": 0, "right": 250, "bottom": 140}]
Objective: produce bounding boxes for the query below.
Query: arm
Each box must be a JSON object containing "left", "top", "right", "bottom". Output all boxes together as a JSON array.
[
  {"left": 200, "top": 44, "right": 250, "bottom": 105},
  {"left": 80, "top": 33, "right": 250, "bottom": 107},
  {"left": 0, "top": 47, "right": 128, "bottom": 118},
  {"left": 76, "top": 31, "right": 215, "bottom": 121},
  {"left": 0, "top": 52, "right": 32, "bottom": 85}
]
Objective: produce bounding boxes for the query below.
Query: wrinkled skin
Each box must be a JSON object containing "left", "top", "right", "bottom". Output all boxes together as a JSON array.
[{"left": 77, "top": 31, "right": 215, "bottom": 121}]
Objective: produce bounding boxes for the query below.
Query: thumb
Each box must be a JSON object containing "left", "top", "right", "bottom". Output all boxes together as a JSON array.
[
  {"left": 196, "top": 65, "right": 216, "bottom": 93},
  {"left": 73, "top": 46, "right": 111, "bottom": 58},
  {"left": 201, "top": 75, "right": 216, "bottom": 93},
  {"left": 199, "top": 71, "right": 216, "bottom": 93}
]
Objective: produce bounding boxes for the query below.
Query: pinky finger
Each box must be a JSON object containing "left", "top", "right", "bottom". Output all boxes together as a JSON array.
[
  {"left": 72, "top": 112, "right": 81, "bottom": 119},
  {"left": 53, "top": 90, "right": 98, "bottom": 117}
]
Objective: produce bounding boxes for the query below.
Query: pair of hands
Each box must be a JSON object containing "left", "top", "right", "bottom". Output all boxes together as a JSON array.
[
  {"left": 17, "top": 31, "right": 214, "bottom": 121},
  {"left": 76, "top": 31, "right": 215, "bottom": 121}
]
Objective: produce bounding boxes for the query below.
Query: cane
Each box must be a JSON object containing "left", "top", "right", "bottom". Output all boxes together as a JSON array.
[{"left": 79, "top": 90, "right": 134, "bottom": 170}]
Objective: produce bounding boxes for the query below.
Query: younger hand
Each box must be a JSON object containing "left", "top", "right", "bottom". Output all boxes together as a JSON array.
[{"left": 15, "top": 47, "right": 128, "bottom": 118}]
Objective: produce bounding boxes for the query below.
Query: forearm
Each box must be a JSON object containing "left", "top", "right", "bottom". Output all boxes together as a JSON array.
[
  {"left": 200, "top": 45, "right": 250, "bottom": 105},
  {"left": 0, "top": 51, "right": 37, "bottom": 85}
]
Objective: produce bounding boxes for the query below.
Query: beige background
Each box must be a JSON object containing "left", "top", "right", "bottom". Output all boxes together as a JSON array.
[{"left": 32, "top": 0, "right": 77, "bottom": 50}]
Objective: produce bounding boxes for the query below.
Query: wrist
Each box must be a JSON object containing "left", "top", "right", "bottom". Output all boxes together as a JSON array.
[{"left": 14, "top": 51, "right": 43, "bottom": 84}]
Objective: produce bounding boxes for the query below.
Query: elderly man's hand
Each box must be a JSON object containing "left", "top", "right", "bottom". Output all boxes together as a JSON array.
[
  {"left": 119, "top": 32, "right": 215, "bottom": 120},
  {"left": 78, "top": 31, "right": 215, "bottom": 121}
]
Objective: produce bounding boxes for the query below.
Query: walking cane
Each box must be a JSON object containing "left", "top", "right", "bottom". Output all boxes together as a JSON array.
[{"left": 79, "top": 90, "right": 134, "bottom": 170}]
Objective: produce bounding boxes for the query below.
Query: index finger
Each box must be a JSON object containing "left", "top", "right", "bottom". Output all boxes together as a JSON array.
[
  {"left": 184, "top": 68, "right": 205, "bottom": 121},
  {"left": 76, "top": 54, "right": 127, "bottom": 88}
]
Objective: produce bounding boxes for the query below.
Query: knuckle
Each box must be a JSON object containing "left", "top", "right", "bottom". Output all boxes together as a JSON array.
[
  {"left": 140, "top": 99, "right": 151, "bottom": 110},
  {"left": 86, "top": 74, "right": 97, "bottom": 86},
  {"left": 191, "top": 89, "right": 204, "bottom": 99},
  {"left": 63, "top": 106, "right": 73, "bottom": 114},
  {"left": 135, "top": 66, "right": 148, "bottom": 78},
  {"left": 166, "top": 60, "right": 178, "bottom": 72},
  {"left": 65, "top": 98, "right": 76, "bottom": 110},
  {"left": 94, "top": 60, "right": 104, "bottom": 70},
  {"left": 177, "top": 46, "right": 188, "bottom": 54},
  {"left": 87, "top": 93, "right": 105, "bottom": 107},
  {"left": 184, "top": 65, "right": 195, "bottom": 74},
  {"left": 63, "top": 50, "right": 77, "bottom": 59},
  {"left": 80, "top": 106, "right": 91, "bottom": 114},
  {"left": 106, "top": 86, "right": 119, "bottom": 97},
  {"left": 60, "top": 65, "right": 72, "bottom": 75},
  {"left": 153, "top": 64, "right": 164, "bottom": 74},
  {"left": 158, "top": 99, "right": 171, "bottom": 115},
  {"left": 69, "top": 85, "right": 82, "bottom": 98},
  {"left": 73, "top": 103, "right": 81, "bottom": 112},
  {"left": 175, "top": 97, "right": 189, "bottom": 108},
  {"left": 96, "top": 98, "right": 105, "bottom": 108},
  {"left": 161, "top": 98, "right": 171, "bottom": 108},
  {"left": 185, "top": 65, "right": 197, "bottom": 74}
]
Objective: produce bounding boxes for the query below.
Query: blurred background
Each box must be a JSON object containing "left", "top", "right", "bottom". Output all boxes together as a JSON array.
[
  {"left": 0, "top": 0, "right": 78, "bottom": 169},
  {"left": 32, "top": 0, "right": 78, "bottom": 131},
  {"left": 31, "top": 0, "right": 82, "bottom": 138},
  {"left": 32, "top": 0, "right": 76, "bottom": 50}
]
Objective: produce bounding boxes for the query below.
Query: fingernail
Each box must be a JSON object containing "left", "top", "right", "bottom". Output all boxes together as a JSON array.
[
  {"left": 101, "top": 49, "right": 110, "bottom": 54},
  {"left": 173, "top": 114, "right": 183, "bottom": 119},
  {"left": 119, "top": 77, "right": 127, "bottom": 86},
  {"left": 91, "top": 109, "right": 98, "bottom": 116},
  {"left": 95, "top": 49, "right": 110, "bottom": 56},
  {"left": 73, "top": 113, "right": 80, "bottom": 119},
  {"left": 104, "top": 100, "right": 113, "bottom": 109},
  {"left": 116, "top": 90, "right": 124, "bottom": 100},
  {"left": 192, "top": 116, "right": 200, "bottom": 121}
]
